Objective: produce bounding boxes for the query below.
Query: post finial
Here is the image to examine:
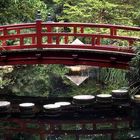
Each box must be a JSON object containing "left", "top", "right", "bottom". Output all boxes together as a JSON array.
[
  {"left": 47, "top": 13, "right": 53, "bottom": 22},
  {"left": 36, "top": 10, "right": 41, "bottom": 21}
]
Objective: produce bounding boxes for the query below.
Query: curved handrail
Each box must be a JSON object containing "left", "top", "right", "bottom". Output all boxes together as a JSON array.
[{"left": 42, "top": 22, "right": 140, "bottom": 31}]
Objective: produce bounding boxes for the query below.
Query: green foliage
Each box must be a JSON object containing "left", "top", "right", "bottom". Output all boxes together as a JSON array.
[
  {"left": 6, "top": 65, "right": 49, "bottom": 96},
  {"left": 59, "top": 0, "right": 117, "bottom": 23},
  {"left": 57, "top": 67, "right": 128, "bottom": 97},
  {"left": 66, "top": 79, "right": 100, "bottom": 97},
  {"left": 126, "top": 40, "right": 140, "bottom": 95},
  {"left": 0, "top": 70, "right": 11, "bottom": 89},
  {"left": 1, "top": 64, "right": 128, "bottom": 97},
  {"left": 5, "top": 65, "right": 69, "bottom": 96},
  {"left": 54, "top": 0, "right": 140, "bottom": 26},
  {"left": 0, "top": 0, "right": 47, "bottom": 24},
  {"left": 127, "top": 53, "right": 140, "bottom": 95},
  {"left": 99, "top": 68, "right": 128, "bottom": 93}
]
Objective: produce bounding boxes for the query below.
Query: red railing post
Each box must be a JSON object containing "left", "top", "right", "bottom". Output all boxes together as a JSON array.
[
  {"left": 110, "top": 27, "right": 117, "bottom": 36},
  {"left": 73, "top": 26, "right": 77, "bottom": 40},
  {"left": 2, "top": 27, "right": 7, "bottom": 46},
  {"left": 73, "top": 26, "right": 77, "bottom": 34},
  {"left": 64, "top": 36, "right": 68, "bottom": 44},
  {"left": 36, "top": 11, "right": 42, "bottom": 49},
  {"left": 17, "top": 29, "right": 24, "bottom": 47},
  {"left": 36, "top": 20, "right": 42, "bottom": 48},
  {"left": 95, "top": 37, "right": 100, "bottom": 45},
  {"left": 92, "top": 36, "right": 95, "bottom": 46},
  {"left": 47, "top": 25, "right": 52, "bottom": 44},
  {"left": 56, "top": 36, "right": 60, "bottom": 45},
  {"left": 80, "top": 27, "right": 84, "bottom": 33}
]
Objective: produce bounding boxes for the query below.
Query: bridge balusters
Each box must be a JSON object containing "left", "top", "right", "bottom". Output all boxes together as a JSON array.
[
  {"left": 80, "top": 27, "right": 84, "bottom": 34},
  {"left": 20, "top": 37, "right": 24, "bottom": 47},
  {"left": 16, "top": 29, "right": 23, "bottom": 47},
  {"left": 73, "top": 26, "right": 77, "bottom": 41},
  {"left": 64, "top": 36, "right": 68, "bottom": 44},
  {"left": 92, "top": 37, "right": 96, "bottom": 46},
  {"left": 36, "top": 19, "right": 42, "bottom": 47},
  {"left": 63, "top": 25, "right": 71, "bottom": 44},
  {"left": 56, "top": 36, "right": 60, "bottom": 45},
  {"left": 2, "top": 27, "right": 7, "bottom": 46},
  {"left": 95, "top": 37, "right": 100, "bottom": 45},
  {"left": 32, "top": 36, "right": 36, "bottom": 45},
  {"left": 47, "top": 25, "right": 52, "bottom": 44},
  {"left": 73, "top": 26, "right": 77, "bottom": 34},
  {"left": 110, "top": 27, "right": 117, "bottom": 36},
  {"left": 16, "top": 29, "right": 20, "bottom": 35}
]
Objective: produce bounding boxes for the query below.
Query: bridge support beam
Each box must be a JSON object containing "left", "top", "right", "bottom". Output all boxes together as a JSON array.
[{"left": 0, "top": 49, "right": 134, "bottom": 69}]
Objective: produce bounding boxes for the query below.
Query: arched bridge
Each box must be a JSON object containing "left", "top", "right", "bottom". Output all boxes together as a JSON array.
[{"left": 0, "top": 19, "right": 140, "bottom": 69}]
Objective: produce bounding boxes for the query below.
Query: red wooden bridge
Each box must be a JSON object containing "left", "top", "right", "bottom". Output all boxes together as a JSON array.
[{"left": 0, "top": 18, "right": 140, "bottom": 69}]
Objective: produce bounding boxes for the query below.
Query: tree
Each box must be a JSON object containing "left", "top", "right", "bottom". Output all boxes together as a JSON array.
[
  {"left": 0, "top": 0, "right": 47, "bottom": 24},
  {"left": 127, "top": 48, "right": 140, "bottom": 95},
  {"left": 54, "top": 0, "right": 140, "bottom": 26},
  {"left": 5, "top": 65, "right": 69, "bottom": 97}
]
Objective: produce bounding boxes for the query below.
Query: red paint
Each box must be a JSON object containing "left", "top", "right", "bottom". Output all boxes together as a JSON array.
[{"left": 0, "top": 20, "right": 139, "bottom": 68}]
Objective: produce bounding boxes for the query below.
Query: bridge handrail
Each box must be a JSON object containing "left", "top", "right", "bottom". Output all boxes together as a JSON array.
[
  {"left": 0, "top": 23, "right": 36, "bottom": 30},
  {"left": 42, "top": 22, "right": 140, "bottom": 31},
  {"left": 0, "top": 22, "right": 140, "bottom": 31},
  {"left": 0, "top": 22, "right": 139, "bottom": 34}
]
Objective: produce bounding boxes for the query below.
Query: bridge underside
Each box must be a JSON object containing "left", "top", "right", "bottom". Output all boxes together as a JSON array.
[{"left": 0, "top": 48, "right": 135, "bottom": 69}]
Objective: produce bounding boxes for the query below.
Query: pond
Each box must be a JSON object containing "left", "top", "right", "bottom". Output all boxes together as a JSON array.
[{"left": 0, "top": 95, "right": 139, "bottom": 140}]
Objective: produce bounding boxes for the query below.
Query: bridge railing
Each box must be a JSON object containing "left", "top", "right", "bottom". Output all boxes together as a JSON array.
[{"left": 0, "top": 19, "right": 140, "bottom": 53}]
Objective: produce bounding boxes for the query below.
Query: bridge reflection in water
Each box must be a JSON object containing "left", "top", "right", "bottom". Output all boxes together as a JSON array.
[{"left": 0, "top": 95, "right": 139, "bottom": 140}]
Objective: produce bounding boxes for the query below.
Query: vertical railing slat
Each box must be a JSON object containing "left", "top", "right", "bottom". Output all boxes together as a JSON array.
[
  {"left": 36, "top": 19, "right": 42, "bottom": 48},
  {"left": 2, "top": 27, "right": 7, "bottom": 46},
  {"left": 56, "top": 36, "right": 60, "bottom": 45},
  {"left": 110, "top": 27, "right": 117, "bottom": 36},
  {"left": 47, "top": 25, "right": 52, "bottom": 44}
]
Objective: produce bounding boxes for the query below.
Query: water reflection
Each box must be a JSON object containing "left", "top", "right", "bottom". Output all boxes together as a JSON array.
[
  {"left": 0, "top": 94, "right": 138, "bottom": 140},
  {"left": 0, "top": 64, "right": 136, "bottom": 139}
]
